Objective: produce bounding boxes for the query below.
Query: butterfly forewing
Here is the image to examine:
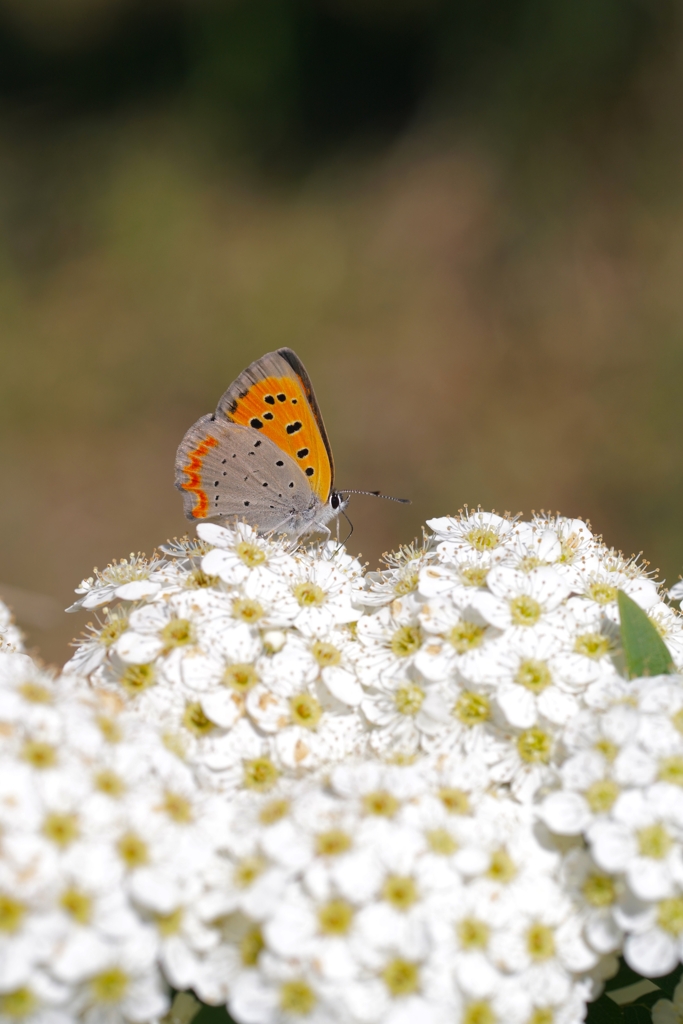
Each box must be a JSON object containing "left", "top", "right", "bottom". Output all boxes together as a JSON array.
[
  {"left": 214, "top": 348, "right": 334, "bottom": 502},
  {"left": 175, "top": 417, "right": 321, "bottom": 533}
]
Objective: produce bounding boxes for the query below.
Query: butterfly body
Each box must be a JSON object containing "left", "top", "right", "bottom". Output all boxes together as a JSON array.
[{"left": 175, "top": 349, "right": 346, "bottom": 539}]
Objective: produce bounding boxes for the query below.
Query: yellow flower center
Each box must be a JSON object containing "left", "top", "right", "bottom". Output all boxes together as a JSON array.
[
  {"left": 672, "top": 708, "right": 683, "bottom": 735},
  {"left": 161, "top": 791, "right": 193, "bottom": 823},
  {"left": 315, "top": 829, "right": 352, "bottom": 856},
  {"left": 22, "top": 740, "right": 56, "bottom": 769},
  {"left": 638, "top": 824, "right": 672, "bottom": 859},
  {"left": 463, "top": 1001, "right": 495, "bottom": 1024},
  {"left": 466, "top": 526, "right": 499, "bottom": 552},
  {"left": 363, "top": 790, "right": 399, "bottom": 817},
  {"left": 516, "top": 659, "right": 552, "bottom": 693},
  {"left": 280, "top": 980, "right": 316, "bottom": 1016},
  {"left": 487, "top": 848, "right": 517, "bottom": 883},
  {"left": 517, "top": 728, "right": 552, "bottom": 764},
  {"left": 394, "top": 683, "right": 425, "bottom": 716},
  {"left": 382, "top": 875, "right": 418, "bottom": 911},
  {"left": 0, "top": 988, "right": 37, "bottom": 1018},
  {"left": 236, "top": 541, "right": 267, "bottom": 567},
  {"left": 391, "top": 625, "right": 423, "bottom": 658},
  {"left": 528, "top": 1011, "right": 554, "bottom": 1024},
  {"left": 509, "top": 595, "right": 542, "bottom": 627},
  {"left": 120, "top": 663, "right": 156, "bottom": 693},
  {"left": 0, "top": 895, "right": 25, "bottom": 933},
  {"left": 60, "top": 888, "right": 92, "bottom": 924},
  {"left": 460, "top": 566, "right": 490, "bottom": 587},
  {"left": 382, "top": 959, "right": 420, "bottom": 997},
  {"left": 240, "top": 926, "right": 264, "bottom": 966},
  {"left": 448, "top": 621, "right": 485, "bottom": 652},
  {"left": 587, "top": 582, "right": 618, "bottom": 605},
  {"left": 439, "top": 787, "right": 470, "bottom": 814},
  {"left": 182, "top": 701, "right": 215, "bottom": 735},
  {"left": 427, "top": 829, "right": 457, "bottom": 855},
  {"left": 97, "top": 716, "right": 122, "bottom": 743},
  {"left": 90, "top": 968, "right": 129, "bottom": 1004},
  {"left": 289, "top": 693, "right": 322, "bottom": 729},
  {"left": 574, "top": 633, "right": 610, "bottom": 659},
  {"left": 659, "top": 757, "right": 683, "bottom": 786},
  {"left": 234, "top": 856, "right": 266, "bottom": 888},
  {"left": 259, "top": 798, "right": 290, "bottom": 825},
  {"left": 526, "top": 923, "right": 556, "bottom": 961},
  {"left": 594, "top": 738, "right": 618, "bottom": 762},
  {"left": 155, "top": 907, "right": 183, "bottom": 936},
  {"left": 657, "top": 898, "right": 683, "bottom": 935},
  {"left": 457, "top": 918, "right": 489, "bottom": 949},
  {"left": 318, "top": 899, "right": 354, "bottom": 935},
  {"left": 243, "top": 757, "right": 279, "bottom": 792},
  {"left": 582, "top": 874, "right": 616, "bottom": 908},
  {"left": 224, "top": 662, "right": 259, "bottom": 692},
  {"left": 312, "top": 641, "right": 342, "bottom": 667},
  {"left": 232, "top": 598, "right": 264, "bottom": 622},
  {"left": 454, "top": 691, "right": 490, "bottom": 726},
  {"left": 293, "top": 582, "right": 326, "bottom": 607},
  {"left": 161, "top": 617, "right": 194, "bottom": 649},
  {"left": 187, "top": 568, "right": 219, "bottom": 588},
  {"left": 17, "top": 682, "right": 51, "bottom": 703},
  {"left": 395, "top": 571, "right": 419, "bottom": 596},
  {"left": 117, "top": 832, "right": 148, "bottom": 868},
  {"left": 43, "top": 812, "right": 79, "bottom": 847},
  {"left": 100, "top": 616, "right": 128, "bottom": 647},
  {"left": 585, "top": 779, "right": 619, "bottom": 813}
]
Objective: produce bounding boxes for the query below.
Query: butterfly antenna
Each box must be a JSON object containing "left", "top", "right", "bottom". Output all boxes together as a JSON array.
[
  {"left": 340, "top": 508, "right": 354, "bottom": 545},
  {"left": 339, "top": 490, "right": 410, "bottom": 504}
]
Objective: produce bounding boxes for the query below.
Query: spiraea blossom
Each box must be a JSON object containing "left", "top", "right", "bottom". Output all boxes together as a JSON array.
[
  {"left": 65, "top": 524, "right": 368, "bottom": 795},
  {"left": 4, "top": 509, "right": 683, "bottom": 1023},
  {"left": 0, "top": 650, "right": 229, "bottom": 1024}
]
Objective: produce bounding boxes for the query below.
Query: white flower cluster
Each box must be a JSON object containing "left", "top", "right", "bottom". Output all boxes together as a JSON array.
[
  {"left": 540, "top": 674, "right": 683, "bottom": 980},
  {"left": 0, "top": 651, "right": 232, "bottom": 1024},
  {"left": 215, "top": 757, "right": 600, "bottom": 1024},
  {"left": 4, "top": 509, "right": 683, "bottom": 1024},
  {"left": 65, "top": 525, "right": 367, "bottom": 795}
]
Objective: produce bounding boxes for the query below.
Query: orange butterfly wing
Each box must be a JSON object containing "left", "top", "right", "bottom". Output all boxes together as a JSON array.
[{"left": 215, "top": 349, "right": 334, "bottom": 503}]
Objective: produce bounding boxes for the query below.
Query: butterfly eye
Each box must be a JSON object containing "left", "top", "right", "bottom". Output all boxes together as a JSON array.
[{"left": 331, "top": 493, "right": 340, "bottom": 510}]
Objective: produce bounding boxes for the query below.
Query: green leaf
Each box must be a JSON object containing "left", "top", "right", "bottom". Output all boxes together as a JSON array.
[
  {"left": 618, "top": 590, "right": 674, "bottom": 679},
  {"left": 622, "top": 1006, "right": 653, "bottom": 1024},
  {"left": 653, "top": 963, "right": 683, "bottom": 1000},
  {"left": 193, "top": 1005, "right": 235, "bottom": 1024},
  {"left": 605, "top": 960, "right": 647, "bottom": 992},
  {"left": 586, "top": 993, "right": 624, "bottom": 1023}
]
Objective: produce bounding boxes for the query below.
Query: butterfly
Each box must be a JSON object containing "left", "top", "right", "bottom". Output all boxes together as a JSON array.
[{"left": 175, "top": 348, "right": 350, "bottom": 541}]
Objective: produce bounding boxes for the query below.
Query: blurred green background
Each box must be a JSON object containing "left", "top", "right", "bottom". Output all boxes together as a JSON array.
[{"left": 2, "top": 0, "right": 683, "bottom": 665}]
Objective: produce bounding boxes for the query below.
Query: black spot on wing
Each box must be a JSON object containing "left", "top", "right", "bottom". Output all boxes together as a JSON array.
[
  {"left": 286, "top": 421, "right": 302, "bottom": 434},
  {"left": 305, "top": 468, "right": 314, "bottom": 477},
  {"left": 276, "top": 460, "right": 284, "bottom": 466},
  {"left": 250, "top": 418, "right": 263, "bottom": 429},
  {"left": 297, "top": 448, "right": 309, "bottom": 458},
  {"left": 264, "top": 395, "right": 275, "bottom": 405},
  {"left": 277, "top": 393, "right": 286, "bottom": 402},
  {"left": 263, "top": 412, "right": 274, "bottom": 420}
]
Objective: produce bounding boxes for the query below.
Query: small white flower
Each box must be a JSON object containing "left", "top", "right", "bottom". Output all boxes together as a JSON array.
[
  {"left": 470, "top": 566, "right": 570, "bottom": 634},
  {"left": 199, "top": 522, "right": 296, "bottom": 587}
]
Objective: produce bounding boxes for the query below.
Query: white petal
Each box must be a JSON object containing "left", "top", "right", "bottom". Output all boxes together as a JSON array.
[
  {"left": 626, "top": 929, "right": 678, "bottom": 977},
  {"left": 115, "top": 631, "right": 163, "bottom": 664},
  {"left": 115, "top": 581, "right": 161, "bottom": 600},
  {"left": 540, "top": 792, "right": 591, "bottom": 835}
]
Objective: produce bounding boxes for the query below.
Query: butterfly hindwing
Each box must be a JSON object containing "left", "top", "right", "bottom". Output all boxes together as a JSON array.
[
  {"left": 214, "top": 348, "right": 334, "bottom": 503},
  {"left": 175, "top": 416, "right": 321, "bottom": 533}
]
